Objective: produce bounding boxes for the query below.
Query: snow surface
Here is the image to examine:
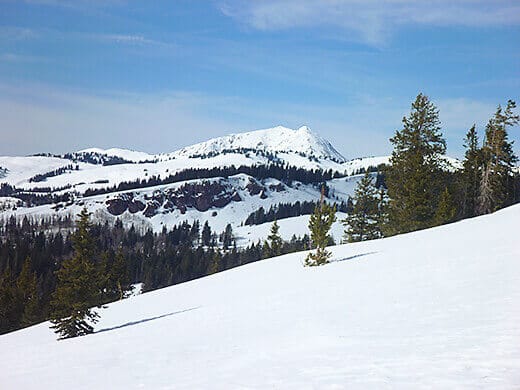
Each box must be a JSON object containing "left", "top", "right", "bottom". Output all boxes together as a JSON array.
[
  {"left": 2, "top": 204, "right": 519, "bottom": 389},
  {"left": 0, "top": 173, "right": 354, "bottom": 246},
  {"left": 170, "top": 125, "right": 346, "bottom": 162},
  {"left": 77, "top": 147, "right": 155, "bottom": 162}
]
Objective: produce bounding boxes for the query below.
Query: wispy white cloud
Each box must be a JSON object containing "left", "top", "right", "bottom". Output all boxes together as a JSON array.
[
  {"left": 0, "top": 53, "right": 48, "bottom": 63},
  {"left": 0, "top": 26, "right": 38, "bottom": 41},
  {"left": 219, "top": 0, "right": 520, "bottom": 45},
  {"left": 93, "top": 33, "right": 166, "bottom": 47},
  {"left": 23, "top": 0, "right": 125, "bottom": 9}
]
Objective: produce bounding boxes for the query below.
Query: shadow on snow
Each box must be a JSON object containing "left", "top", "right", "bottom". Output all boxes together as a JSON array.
[
  {"left": 332, "top": 251, "right": 378, "bottom": 263},
  {"left": 96, "top": 306, "right": 201, "bottom": 334}
]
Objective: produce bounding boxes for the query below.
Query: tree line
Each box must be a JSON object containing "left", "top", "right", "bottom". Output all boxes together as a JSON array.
[
  {"left": 0, "top": 212, "right": 310, "bottom": 337},
  {"left": 83, "top": 164, "right": 345, "bottom": 197},
  {"left": 305, "top": 94, "right": 518, "bottom": 265}
]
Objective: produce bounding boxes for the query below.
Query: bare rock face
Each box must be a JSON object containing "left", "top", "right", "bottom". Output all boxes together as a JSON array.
[
  {"left": 269, "top": 183, "right": 285, "bottom": 192},
  {"left": 143, "top": 201, "right": 161, "bottom": 218},
  {"left": 105, "top": 179, "right": 247, "bottom": 218},
  {"left": 106, "top": 193, "right": 145, "bottom": 215},
  {"left": 106, "top": 198, "right": 129, "bottom": 216},
  {"left": 246, "top": 180, "right": 264, "bottom": 196},
  {"left": 128, "top": 200, "right": 145, "bottom": 214},
  {"left": 231, "top": 191, "right": 242, "bottom": 202}
]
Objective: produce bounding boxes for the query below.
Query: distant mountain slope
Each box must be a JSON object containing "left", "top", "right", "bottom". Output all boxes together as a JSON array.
[
  {"left": 0, "top": 125, "right": 465, "bottom": 245},
  {"left": 2, "top": 203, "right": 519, "bottom": 389},
  {"left": 170, "top": 125, "right": 346, "bottom": 162}
]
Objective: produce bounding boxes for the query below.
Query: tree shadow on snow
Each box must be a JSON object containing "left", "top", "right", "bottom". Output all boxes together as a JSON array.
[
  {"left": 332, "top": 251, "right": 378, "bottom": 263},
  {"left": 96, "top": 306, "right": 201, "bottom": 334}
]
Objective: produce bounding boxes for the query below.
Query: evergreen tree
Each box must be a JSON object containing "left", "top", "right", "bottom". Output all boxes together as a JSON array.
[
  {"left": 222, "top": 224, "right": 234, "bottom": 250},
  {"left": 343, "top": 172, "right": 380, "bottom": 242},
  {"left": 17, "top": 257, "right": 41, "bottom": 327},
  {"left": 201, "top": 221, "right": 212, "bottom": 247},
  {"left": 461, "top": 125, "right": 482, "bottom": 218},
  {"left": 0, "top": 267, "right": 20, "bottom": 334},
  {"left": 305, "top": 190, "right": 336, "bottom": 266},
  {"left": 376, "top": 186, "right": 389, "bottom": 232},
  {"left": 386, "top": 93, "right": 446, "bottom": 234},
  {"left": 434, "top": 187, "right": 457, "bottom": 226},
  {"left": 267, "top": 220, "right": 283, "bottom": 257},
  {"left": 477, "top": 100, "right": 519, "bottom": 215},
  {"left": 105, "top": 249, "right": 133, "bottom": 301},
  {"left": 50, "top": 208, "right": 103, "bottom": 339},
  {"left": 208, "top": 249, "right": 221, "bottom": 274}
]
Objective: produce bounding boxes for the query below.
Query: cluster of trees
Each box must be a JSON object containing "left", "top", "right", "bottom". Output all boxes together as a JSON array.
[
  {"left": 0, "top": 211, "right": 311, "bottom": 337},
  {"left": 61, "top": 152, "right": 134, "bottom": 166},
  {"left": 344, "top": 94, "right": 519, "bottom": 243},
  {"left": 244, "top": 199, "right": 352, "bottom": 226},
  {"left": 0, "top": 183, "right": 74, "bottom": 207},
  {"left": 83, "top": 164, "right": 345, "bottom": 198},
  {"left": 28, "top": 164, "right": 77, "bottom": 183},
  {"left": 2, "top": 93, "right": 518, "bottom": 336},
  {"left": 305, "top": 94, "right": 518, "bottom": 266}
]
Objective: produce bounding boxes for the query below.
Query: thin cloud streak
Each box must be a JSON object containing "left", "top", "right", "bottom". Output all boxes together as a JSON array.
[{"left": 219, "top": 0, "right": 520, "bottom": 44}]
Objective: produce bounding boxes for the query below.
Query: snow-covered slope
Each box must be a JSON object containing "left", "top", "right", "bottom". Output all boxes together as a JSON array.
[
  {"left": 2, "top": 204, "right": 519, "bottom": 389},
  {"left": 170, "top": 125, "right": 346, "bottom": 162},
  {"left": 77, "top": 147, "right": 155, "bottom": 163},
  {"left": 0, "top": 126, "right": 387, "bottom": 245}
]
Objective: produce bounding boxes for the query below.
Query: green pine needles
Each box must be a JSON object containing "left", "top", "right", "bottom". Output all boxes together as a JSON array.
[
  {"left": 266, "top": 220, "right": 283, "bottom": 257},
  {"left": 385, "top": 93, "right": 447, "bottom": 235},
  {"left": 305, "top": 190, "right": 336, "bottom": 267},
  {"left": 343, "top": 172, "right": 383, "bottom": 242},
  {"left": 50, "top": 208, "right": 103, "bottom": 339}
]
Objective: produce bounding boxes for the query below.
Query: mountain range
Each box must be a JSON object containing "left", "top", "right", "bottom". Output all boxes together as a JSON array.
[{"left": 0, "top": 125, "right": 437, "bottom": 245}]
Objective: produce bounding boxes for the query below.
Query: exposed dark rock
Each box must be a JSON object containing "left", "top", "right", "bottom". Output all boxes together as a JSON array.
[
  {"left": 246, "top": 180, "right": 263, "bottom": 196},
  {"left": 163, "top": 200, "right": 174, "bottom": 210},
  {"left": 143, "top": 201, "right": 160, "bottom": 218},
  {"left": 105, "top": 178, "right": 247, "bottom": 218},
  {"left": 106, "top": 198, "right": 128, "bottom": 216},
  {"left": 269, "top": 183, "right": 285, "bottom": 192},
  {"left": 128, "top": 200, "right": 145, "bottom": 214}
]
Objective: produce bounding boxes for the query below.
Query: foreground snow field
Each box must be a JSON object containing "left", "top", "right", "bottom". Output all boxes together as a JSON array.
[{"left": 2, "top": 205, "right": 520, "bottom": 389}]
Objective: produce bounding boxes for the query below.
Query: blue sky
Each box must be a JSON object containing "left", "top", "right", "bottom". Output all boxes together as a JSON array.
[{"left": 0, "top": 0, "right": 519, "bottom": 158}]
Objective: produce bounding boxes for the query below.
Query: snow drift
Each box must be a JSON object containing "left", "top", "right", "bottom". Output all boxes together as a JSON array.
[{"left": 2, "top": 203, "right": 519, "bottom": 389}]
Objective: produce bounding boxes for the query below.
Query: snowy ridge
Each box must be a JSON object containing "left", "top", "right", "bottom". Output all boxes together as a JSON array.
[
  {"left": 170, "top": 125, "right": 346, "bottom": 162},
  {"left": 77, "top": 148, "right": 155, "bottom": 163},
  {"left": 2, "top": 204, "right": 519, "bottom": 389},
  {"left": 0, "top": 126, "right": 468, "bottom": 247}
]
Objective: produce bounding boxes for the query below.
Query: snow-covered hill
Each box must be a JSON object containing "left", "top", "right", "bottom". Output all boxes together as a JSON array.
[
  {"left": 170, "top": 125, "right": 346, "bottom": 162},
  {"left": 2, "top": 204, "right": 519, "bottom": 389},
  {"left": 0, "top": 125, "right": 472, "bottom": 245},
  {"left": 0, "top": 126, "right": 388, "bottom": 244}
]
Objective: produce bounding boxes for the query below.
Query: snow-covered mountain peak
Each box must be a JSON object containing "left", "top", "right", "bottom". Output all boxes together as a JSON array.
[{"left": 171, "top": 125, "right": 346, "bottom": 162}]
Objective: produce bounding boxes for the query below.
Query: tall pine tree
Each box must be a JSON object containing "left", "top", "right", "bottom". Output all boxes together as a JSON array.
[
  {"left": 50, "top": 208, "right": 103, "bottom": 339},
  {"left": 343, "top": 172, "right": 380, "bottom": 242},
  {"left": 461, "top": 125, "right": 482, "bottom": 218},
  {"left": 17, "top": 257, "right": 41, "bottom": 328},
  {"left": 305, "top": 189, "right": 336, "bottom": 267},
  {"left": 386, "top": 93, "right": 446, "bottom": 234},
  {"left": 266, "top": 220, "right": 283, "bottom": 257},
  {"left": 103, "top": 249, "right": 133, "bottom": 301},
  {"left": 477, "top": 100, "right": 519, "bottom": 215}
]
